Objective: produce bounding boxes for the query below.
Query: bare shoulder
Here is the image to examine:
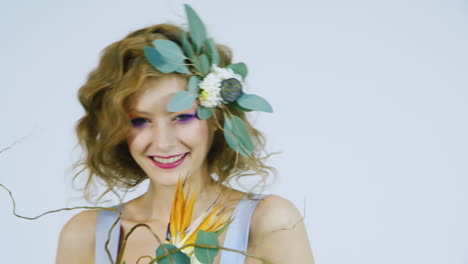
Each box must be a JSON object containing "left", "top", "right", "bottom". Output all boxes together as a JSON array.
[
  {"left": 55, "top": 210, "right": 99, "bottom": 264},
  {"left": 247, "top": 194, "right": 315, "bottom": 264},
  {"left": 250, "top": 194, "right": 304, "bottom": 236}
]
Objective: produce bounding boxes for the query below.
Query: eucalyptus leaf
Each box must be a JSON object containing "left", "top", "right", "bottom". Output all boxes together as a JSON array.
[
  {"left": 197, "top": 106, "right": 212, "bottom": 120},
  {"left": 144, "top": 46, "right": 178, "bottom": 73},
  {"left": 227, "top": 62, "right": 248, "bottom": 79},
  {"left": 229, "top": 101, "right": 252, "bottom": 112},
  {"left": 184, "top": 4, "right": 207, "bottom": 52},
  {"left": 175, "top": 64, "right": 191, "bottom": 74},
  {"left": 167, "top": 91, "right": 197, "bottom": 112},
  {"left": 153, "top": 39, "right": 186, "bottom": 63},
  {"left": 155, "top": 244, "right": 190, "bottom": 264},
  {"left": 187, "top": 75, "right": 199, "bottom": 94},
  {"left": 206, "top": 38, "right": 220, "bottom": 66},
  {"left": 230, "top": 115, "right": 255, "bottom": 154},
  {"left": 194, "top": 230, "right": 219, "bottom": 264},
  {"left": 194, "top": 54, "right": 210, "bottom": 75},
  {"left": 201, "top": 54, "right": 211, "bottom": 75},
  {"left": 181, "top": 31, "right": 195, "bottom": 59},
  {"left": 236, "top": 93, "right": 273, "bottom": 113},
  {"left": 194, "top": 59, "right": 204, "bottom": 75},
  {"left": 224, "top": 116, "right": 250, "bottom": 157}
]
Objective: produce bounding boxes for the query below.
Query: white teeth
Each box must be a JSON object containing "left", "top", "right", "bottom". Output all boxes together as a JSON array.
[{"left": 152, "top": 153, "right": 186, "bottom": 164}]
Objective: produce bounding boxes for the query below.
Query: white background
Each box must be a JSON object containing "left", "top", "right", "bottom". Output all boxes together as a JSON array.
[{"left": 1, "top": 0, "right": 467, "bottom": 263}]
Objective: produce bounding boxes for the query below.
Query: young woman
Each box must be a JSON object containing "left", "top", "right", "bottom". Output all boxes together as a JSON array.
[{"left": 55, "top": 5, "right": 314, "bottom": 264}]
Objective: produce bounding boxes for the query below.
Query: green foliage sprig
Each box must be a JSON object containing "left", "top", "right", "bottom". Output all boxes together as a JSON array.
[{"left": 143, "top": 4, "right": 273, "bottom": 158}]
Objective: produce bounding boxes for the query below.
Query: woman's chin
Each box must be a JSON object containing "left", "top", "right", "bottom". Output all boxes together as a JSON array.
[{"left": 148, "top": 172, "right": 188, "bottom": 186}]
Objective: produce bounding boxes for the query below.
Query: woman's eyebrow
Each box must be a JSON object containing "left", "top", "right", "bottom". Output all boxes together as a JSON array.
[{"left": 128, "top": 109, "right": 151, "bottom": 115}]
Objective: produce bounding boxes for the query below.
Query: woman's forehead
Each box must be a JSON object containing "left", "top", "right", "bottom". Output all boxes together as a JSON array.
[{"left": 131, "top": 75, "right": 188, "bottom": 112}]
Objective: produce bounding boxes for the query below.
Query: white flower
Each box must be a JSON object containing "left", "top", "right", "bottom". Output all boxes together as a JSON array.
[{"left": 198, "top": 64, "right": 243, "bottom": 108}]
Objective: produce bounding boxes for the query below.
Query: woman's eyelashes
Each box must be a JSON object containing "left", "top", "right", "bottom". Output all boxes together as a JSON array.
[
  {"left": 130, "top": 113, "right": 197, "bottom": 127},
  {"left": 174, "top": 113, "right": 197, "bottom": 123},
  {"left": 130, "top": 117, "right": 150, "bottom": 128}
]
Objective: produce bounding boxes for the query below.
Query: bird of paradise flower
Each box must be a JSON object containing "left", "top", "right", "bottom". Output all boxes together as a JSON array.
[{"left": 154, "top": 177, "right": 233, "bottom": 264}]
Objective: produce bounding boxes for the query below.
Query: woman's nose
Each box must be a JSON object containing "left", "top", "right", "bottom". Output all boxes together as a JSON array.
[{"left": 149, "top": 122, "right": 176, "bottom": 151}]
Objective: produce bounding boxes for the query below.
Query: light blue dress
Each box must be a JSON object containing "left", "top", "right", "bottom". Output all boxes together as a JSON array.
[{"left": 95, "top": 194, "right": 266, "bottom": 264}]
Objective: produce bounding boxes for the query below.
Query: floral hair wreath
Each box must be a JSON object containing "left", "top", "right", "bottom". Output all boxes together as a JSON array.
[{"left": 143, "top": 4, "right": 273, "bottom": 157}]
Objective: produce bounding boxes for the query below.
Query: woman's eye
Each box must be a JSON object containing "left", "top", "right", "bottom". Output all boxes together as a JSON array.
[
  {"left": 130, "top": 117, "right": 150, "bottom": 127},
  {"left": 175, "top": 114, "right": 197, "bottom": 122}
]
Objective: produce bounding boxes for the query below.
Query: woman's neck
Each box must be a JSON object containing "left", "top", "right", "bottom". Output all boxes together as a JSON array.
[{"left": 129, "top": 171, "right": 224, "bottom": 222}]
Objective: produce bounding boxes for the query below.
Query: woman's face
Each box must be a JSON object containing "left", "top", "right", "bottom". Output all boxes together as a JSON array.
[{"left": 127, "top": 74, "right": 214, "bottom": 186}]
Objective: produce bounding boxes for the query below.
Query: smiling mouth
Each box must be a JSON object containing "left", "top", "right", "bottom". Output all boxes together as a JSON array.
[
  {"left": 149, "top": 153, "right": 188, "bottom": 169},
  {"left": 151, "top": 153, "right": 187, "bottom": 163}
]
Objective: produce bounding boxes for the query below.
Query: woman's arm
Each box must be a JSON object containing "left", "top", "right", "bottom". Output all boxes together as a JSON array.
[
  {"left": 55, "top": 210, "right": 97, "bottom": 264},
  {"left": 247, "top": 195, "right": 315, "bottom": 264}
]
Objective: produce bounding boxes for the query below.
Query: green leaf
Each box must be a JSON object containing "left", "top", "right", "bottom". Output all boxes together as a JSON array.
[
  {"left": 144, "top": 46, "right": 178, "bottom": 73},
  {"left": 227, "top": 62, "right": 248, "bottom": 79},
  {"left": 197, "top": 106, "right": 212, "bottom": 120},
  {"left": 229, "top": 101, "right": 252, "bottom": 112},
  {"left": 184, "top": 4, "right": 207, "bottom": 52},
  {"left": 223, "top": 115, "right": 254, "bottom": 156},
  {"left": 214, "top": 220, "right": 232, "bottom": 237},
  {"left": 167, "top": 91, "right": 197, "bottom": 112},
  {"left": 181, "top": 31, "right": 195, "bottom": 59},
  {"left": 194, "top": 54, "right": 211, "bottom": 75},
  {"left": 175, "top": 64, "right": 191, "bottom": 74},
  {"left": 194, "top": 59, "right": 203, "bottom": 75},
  {"left": 187, "top": 76, "right": 199, "bottom": 94},
  {"left": 200, "top": 54, "right": 211, "bottom": 75},
  {"left": 236, "top": 93, "right": 273, "bottom": 113},
  {"left": 224, "top": 116, "right": 247, "bottom": 156},
  {"left": 205, "top": 38, "right": 220, "bottom": 66},
  {"left": 155, "top": 244, "right": 190, "bottom": 264},
  {"left": 153, "top": 39, "right": 186, "bottom": 63},
  {"left": 194, "top": 230, "right": 219, "bottom": 264},
  {"left": 230, "top": 115, "right": 255, "bottom": 153}
]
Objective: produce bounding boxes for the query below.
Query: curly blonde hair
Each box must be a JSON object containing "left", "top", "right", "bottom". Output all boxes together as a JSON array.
[{"left": 73, "top": 24, "right": 276, "bottom": 202}]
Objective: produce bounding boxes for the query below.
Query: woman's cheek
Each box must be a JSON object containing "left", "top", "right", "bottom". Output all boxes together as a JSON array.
[{"left": 176, "top": 119, "right": 210, "bottom": 141}]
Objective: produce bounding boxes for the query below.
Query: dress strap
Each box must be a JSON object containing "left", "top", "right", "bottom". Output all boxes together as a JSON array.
[
  {"left": 95, "top": 204, "right": 123, "bottom": 264},
  {"left": 219, "top": 194, "right": 266, "bottom": 263}
]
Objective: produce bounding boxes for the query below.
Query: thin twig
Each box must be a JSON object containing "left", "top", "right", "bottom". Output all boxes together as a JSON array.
[
  {"left": 0, "top": 184, "right": 120, "bottom": 220},
  {"left": 0, "top": 135, "right": 28, "bottom": 155},
  {"left": 146, "top": 242, "right": 273, "bottom": 264},
  {"left": 105, "top": 210, "right": 123, "bottom": 264},
  {"left": 136, "top": 255, "right": 153, "bottom": 264},
  {"left": 117, "top": 223, "right": 175, "bottom": 264}
]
